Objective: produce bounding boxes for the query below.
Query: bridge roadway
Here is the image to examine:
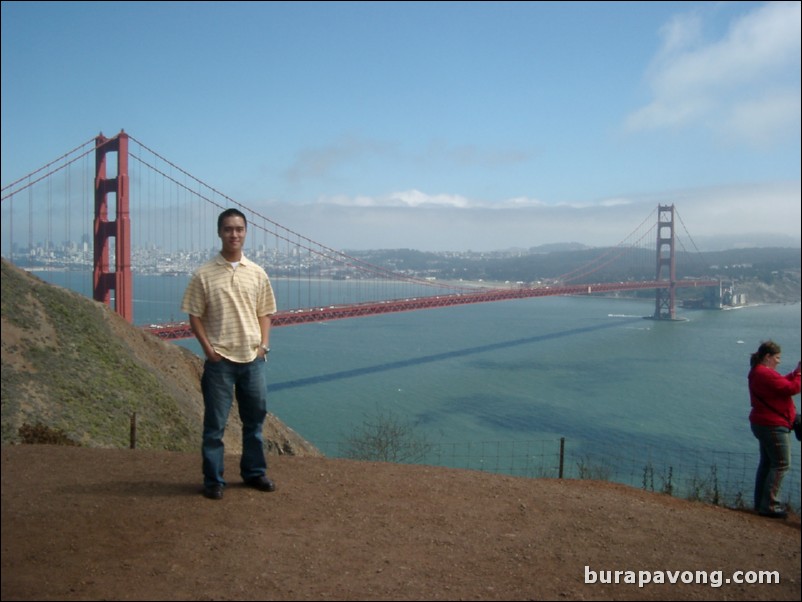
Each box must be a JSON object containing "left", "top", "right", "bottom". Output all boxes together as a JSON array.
[{"left": 144, "top": 279, "right": 720, "bottom": 340}]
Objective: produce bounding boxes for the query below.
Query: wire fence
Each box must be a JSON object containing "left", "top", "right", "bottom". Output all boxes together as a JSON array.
[{"left": 316, "top": 437, "right": 802, "bottom": 513}]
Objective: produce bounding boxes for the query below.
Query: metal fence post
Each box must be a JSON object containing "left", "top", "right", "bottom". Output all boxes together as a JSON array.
[
  {"left": 130, "top": 412, "right": 137, "bottom": 449},
  {"left": 559, "top": 437, "right": 565, "bottom": 479}
]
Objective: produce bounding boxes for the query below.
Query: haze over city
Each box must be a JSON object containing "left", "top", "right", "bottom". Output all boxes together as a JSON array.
[{"left": 2, "top": 1, "right": 800, "bottom": 252}]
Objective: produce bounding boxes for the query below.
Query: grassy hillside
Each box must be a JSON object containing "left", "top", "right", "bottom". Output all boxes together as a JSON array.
[{"left": 0, "top": 258, "right": 319, "bottom": 455}]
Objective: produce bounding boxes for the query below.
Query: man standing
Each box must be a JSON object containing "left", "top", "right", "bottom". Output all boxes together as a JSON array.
[{"left": 181, "top": 208, "right": 277, "bottom": 500}]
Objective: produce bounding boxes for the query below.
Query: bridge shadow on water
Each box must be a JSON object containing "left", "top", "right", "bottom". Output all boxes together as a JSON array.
[{"left": 269, "top": 316, "right": 643, "bottom": 392}]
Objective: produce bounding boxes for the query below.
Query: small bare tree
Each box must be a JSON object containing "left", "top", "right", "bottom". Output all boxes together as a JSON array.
[{"left": 342, "top": 407, "right": 433, "bottom": 464}]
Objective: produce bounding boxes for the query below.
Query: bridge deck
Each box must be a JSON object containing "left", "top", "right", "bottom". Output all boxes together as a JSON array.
[{"left": 145, "top": 279, "right": 720, "bottom": 340}]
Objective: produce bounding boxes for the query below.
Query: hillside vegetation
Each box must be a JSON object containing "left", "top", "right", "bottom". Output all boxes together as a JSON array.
[{"left": 0, "top": 258, "right": 319, "bottom": 456}]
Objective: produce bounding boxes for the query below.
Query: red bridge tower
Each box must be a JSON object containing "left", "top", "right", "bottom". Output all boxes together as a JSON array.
[
  {"left": 93, "top": 131, "right": 133, "bottom": 322},
  {"left": 653, "top": 204, "right": 677, "bottom": 320}
]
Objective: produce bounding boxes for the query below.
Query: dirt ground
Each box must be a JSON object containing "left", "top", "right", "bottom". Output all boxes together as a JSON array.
[{"left": 1, "top": 444, "right": 800, "bottom": 601}]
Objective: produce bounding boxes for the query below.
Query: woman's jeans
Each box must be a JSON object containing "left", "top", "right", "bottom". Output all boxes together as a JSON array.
[
  {"left": 201, "top": 358, "right": 268, "bottom": 488},
  {"left": 750, "top": 423, "right": 791, "bottom": 514}
]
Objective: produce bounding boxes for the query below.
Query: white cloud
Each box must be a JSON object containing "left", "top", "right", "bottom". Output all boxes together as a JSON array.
[
  {"left": 260, "top": 181, "right": 800, "bottom": 252},
  {"left": 497, "top": 196, "right": 549, "bottom": 209},
  {"left": 720, "top": 89, "right": 802, "bottom": 148},
  {"left": 625, "top": 1, "right": 801, "bottom": 145},
  {"left": 384, "top": 190, "right": 472, "bottom": 208},
  {"left": 281, "top": 136, "right": 532, "bottom": 192},
  {"left": 318, "top": 189, "right": 548, "bottom": 210},
  {"left": 282, "top": 135, "right": 394, "bottom": 184},
  {"left": 656, "top": 12, "right": 703, "bottom": 59},
  {"left": 665, "top": 180, "right": 801, "bottom": 240},
  {"left": 420, "top": 140, "right": 533, "bottom": 169},
  {"left": 598, "top": 198, "right": 635, "bottom": 208}
]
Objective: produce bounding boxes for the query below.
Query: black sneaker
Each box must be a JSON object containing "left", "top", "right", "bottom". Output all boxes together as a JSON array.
[
  {"left": 244, "top": 475, "right": 276, "bottom": 492},
  {"left": 758, "top": 510, "right": 788, "bottom": 519},
  {"left": 203, "top": 484, "right": 224, "bottom": 500}
]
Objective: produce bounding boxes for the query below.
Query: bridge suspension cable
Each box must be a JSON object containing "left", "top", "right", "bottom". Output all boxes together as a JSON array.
[
  {"left": 674, "top": 207, "right": 705, "bottom": 256},
  {"left": 1, "top": 130, "right": 719, "bottom": 331},
  {"left": 127, "top": 134, "right": 475, "bottom": 293},
  {"left": 0, "top": 137, "right": 97, "bottom": 201},
  {"left": 556, "top": 206, "right": 658, "bottom": 284}
]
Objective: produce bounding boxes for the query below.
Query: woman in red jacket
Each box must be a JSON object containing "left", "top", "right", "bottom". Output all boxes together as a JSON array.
[{"left": 748, "top": 340, "right": 801, "bottom": 519}]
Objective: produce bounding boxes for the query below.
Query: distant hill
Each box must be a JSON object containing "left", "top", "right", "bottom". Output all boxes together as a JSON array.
[
  {"left": 0, "top": 258, "right": 320, "bottom": 456},
  {"left": 346, "top": 246, "right": 801, "bottom": 303},
  {"left": 528, "top": 242, "right": 591, "bottom": 253}
]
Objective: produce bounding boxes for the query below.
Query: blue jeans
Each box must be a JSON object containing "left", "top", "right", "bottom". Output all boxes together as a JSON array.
[
  {"left": 201, "top": 358, "right": 268, "bottom": 488},
  {"left": 750, "top": 423, "right": 791, "bottom": 514}
]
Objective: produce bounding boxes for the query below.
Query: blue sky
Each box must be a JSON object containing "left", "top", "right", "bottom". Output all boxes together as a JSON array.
[{"left": 2, "top": 1, "right": 800, "bottom": 251}]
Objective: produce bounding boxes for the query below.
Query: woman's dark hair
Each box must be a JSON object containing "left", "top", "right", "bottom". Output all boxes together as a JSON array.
[
  {"left": 750, "top": 340, "right": 781, "bottom": 369},
  {"left": 217, "top": 208, "right": 247, "bottom": 232}
]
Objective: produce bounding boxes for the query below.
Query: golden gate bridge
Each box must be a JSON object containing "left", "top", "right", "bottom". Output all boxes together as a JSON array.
[{"left": 1, "top": 131, "right": 720, "bottom": 338}]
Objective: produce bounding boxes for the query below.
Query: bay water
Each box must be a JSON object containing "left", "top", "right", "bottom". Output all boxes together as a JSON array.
[{"left": 35, "top": 270, "right": 801, "bottom": 507}]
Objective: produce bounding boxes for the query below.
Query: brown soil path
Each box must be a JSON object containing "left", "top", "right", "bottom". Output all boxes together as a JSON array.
[{"left": 2, "top": 444, "right": 800, "bottom": 601}]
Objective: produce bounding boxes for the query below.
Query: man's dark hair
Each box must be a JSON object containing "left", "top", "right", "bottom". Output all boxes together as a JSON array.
[{"left": 217, "top": 208, "right": 248, "bottom": 232}]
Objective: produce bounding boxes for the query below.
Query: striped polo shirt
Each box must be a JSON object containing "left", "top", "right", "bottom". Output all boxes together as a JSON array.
[{"left": 181, "top": 253, "right": 277, "bottom": 363}]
